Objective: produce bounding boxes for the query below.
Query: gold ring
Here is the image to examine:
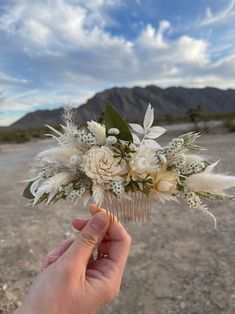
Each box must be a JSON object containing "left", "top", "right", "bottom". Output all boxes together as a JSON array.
[{"left": 98, "top": 253, "right": 108, "bottom": 259}]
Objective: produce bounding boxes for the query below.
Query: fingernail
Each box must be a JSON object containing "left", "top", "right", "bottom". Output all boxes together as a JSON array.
[{"left": 90, "top": 212, "right": 109, "bottom": 231}]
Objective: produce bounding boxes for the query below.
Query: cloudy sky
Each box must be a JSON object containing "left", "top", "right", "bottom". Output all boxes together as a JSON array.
[{"left": 0, "top": 0, "right": 235, "bottom": 126}]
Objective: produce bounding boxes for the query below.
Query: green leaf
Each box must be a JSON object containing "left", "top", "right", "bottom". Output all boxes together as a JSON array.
[
  {"left": 23, "top": 182, "right": 34, "bottom": 199},
  {"left": 104, "top": 104, "right": 133, "bottom": 142}
]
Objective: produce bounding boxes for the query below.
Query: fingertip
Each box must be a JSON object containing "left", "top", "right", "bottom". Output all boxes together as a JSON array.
[
  {"left": 90, "top": 204, "right": 119, "bottom": 223},
  {"left": 90, "top": 211, "right": 110, "bottom": 231},
  {"left": 72, "top": 218, "right": 88, "bottom": 230},
  {"left": 90, "top": 204, "right": 99, "bottom": 215}
]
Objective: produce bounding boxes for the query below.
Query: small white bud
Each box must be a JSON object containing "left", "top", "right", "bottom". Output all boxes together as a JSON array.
[
  {"left": 108, "top": 128, "right": 120, "bottom": 135},
  {"left": 106, "top": 136, "right": 117, "bottom": 145}
]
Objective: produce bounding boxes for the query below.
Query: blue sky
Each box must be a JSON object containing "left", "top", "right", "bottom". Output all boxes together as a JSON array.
[{"left": 0, "top": 0, "right": 235, "bottom": 126}]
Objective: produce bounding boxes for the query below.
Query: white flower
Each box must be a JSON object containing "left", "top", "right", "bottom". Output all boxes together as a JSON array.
[
  {"left": 82, "top": 146, "right": 123, "bottom": 185},
  {"left": 128, "top": 145, "right": 157, "bottom": 180},
  {"left": 151, "top": 168, "right": 178, "bottom": 203},
  {"left": 31, "top": 172, "right": 75, "bottom": 205},
  {"left": 129, "top": 157, "right": 149, "bottom": 172},
  {"left": 87, "top": 120, "right": 106, "bottom": 143}
]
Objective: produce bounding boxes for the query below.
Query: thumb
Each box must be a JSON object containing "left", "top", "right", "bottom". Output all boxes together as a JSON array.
[{"left": 67, "top": 212, "right": 110, "bottom": 266}]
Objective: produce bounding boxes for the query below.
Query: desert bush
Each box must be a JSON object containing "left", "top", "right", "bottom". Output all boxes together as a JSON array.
[
  {"left": 1, "top": 129, "right": 30, "bottom": 143},
  {"left": 225, "top": 119, "right": 235, "bottom": 132}
]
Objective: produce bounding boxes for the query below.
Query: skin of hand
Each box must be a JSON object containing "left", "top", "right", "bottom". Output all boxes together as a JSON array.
[{"left": 15, "top": 205, "right": 131, "bottom": 314}]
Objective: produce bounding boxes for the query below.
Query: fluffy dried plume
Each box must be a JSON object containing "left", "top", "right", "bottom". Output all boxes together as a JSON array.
[
  {"left": 185, "top": 161, "right": 235, "bottom": 194},
  {"left": 87, "top": 120, "right": 106, "bottom": 143}
]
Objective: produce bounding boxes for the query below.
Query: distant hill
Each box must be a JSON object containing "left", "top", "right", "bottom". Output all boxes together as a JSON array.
[{"left": 10, "top": 86, "right": 235, "bottom": 128}]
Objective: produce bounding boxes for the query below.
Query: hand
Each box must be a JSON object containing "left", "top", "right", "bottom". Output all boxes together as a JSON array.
[{"left": 16, "top": 205, "right": 131, "bottom": 314}]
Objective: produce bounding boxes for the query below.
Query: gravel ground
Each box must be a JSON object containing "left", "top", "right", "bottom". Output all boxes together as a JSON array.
[{"left": 0, "top": 134, "right": 235, "bottom": 314}]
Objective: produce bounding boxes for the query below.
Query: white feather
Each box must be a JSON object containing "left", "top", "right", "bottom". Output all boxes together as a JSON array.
[
  {"left": 185, "top": 173, "right": 235, "bottom": 194},
  {"left": 204, "top": 160, "right": 220, "bottom": 173},
  {"left": 37, "top": 147, "right": 81, "bottom": 160},
  {"left": 87, "top": 120, "right": 106, "bottom": 142}
]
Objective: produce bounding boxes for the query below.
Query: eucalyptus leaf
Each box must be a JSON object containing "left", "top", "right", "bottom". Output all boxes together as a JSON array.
[
  {"left": 143, "top": 103, "right": 154, "bottom": 131},
  {"left": 129, "top": 123, "right": 145, "bottom": 134},
  {"left": 104, "top": 105, "right": 133, "bottom": 142},
  {"left": 23, "top": 182, "right": 34, "bottom": 199}
]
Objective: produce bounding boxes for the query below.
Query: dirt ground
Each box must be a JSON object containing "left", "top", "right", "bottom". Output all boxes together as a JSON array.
[{"left": 0, "top": 134, "right": 235, "bottom": 314}]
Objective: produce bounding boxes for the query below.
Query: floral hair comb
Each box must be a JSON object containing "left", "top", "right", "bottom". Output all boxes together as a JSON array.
[{"left": 23, "top": 104, "right": 235, "bottom": 227}]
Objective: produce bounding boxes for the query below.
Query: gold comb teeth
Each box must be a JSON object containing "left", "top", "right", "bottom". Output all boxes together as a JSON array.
[{"left": 100, "top": 192, "right": 152, "bottom": 223}]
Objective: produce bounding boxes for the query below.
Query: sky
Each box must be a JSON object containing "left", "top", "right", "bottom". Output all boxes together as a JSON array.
[{"left": 0, "top": 0, "right": 235, "bottom": 126}]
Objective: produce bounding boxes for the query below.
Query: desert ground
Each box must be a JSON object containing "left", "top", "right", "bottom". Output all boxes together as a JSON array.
[{"left": 0, "top": 133, "right": 235, "bottom": 314}]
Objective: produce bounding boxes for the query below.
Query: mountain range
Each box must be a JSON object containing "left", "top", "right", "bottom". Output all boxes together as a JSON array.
[{"left": 10, "top": 85, "right": 235, "bottom": 128}]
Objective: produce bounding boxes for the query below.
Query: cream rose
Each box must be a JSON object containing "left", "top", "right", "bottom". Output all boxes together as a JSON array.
[
  {"left": 129, "top": 157, "right": 149, "bottom": 172},
  {"left": 82, "top": 146, "right": 123, "bottom": 185},
  {"left": 154, "top": 170, "right": 178, "bottom": 193},
  {"left": 128, "top": 146, "right": 156, "bottom": 180}
]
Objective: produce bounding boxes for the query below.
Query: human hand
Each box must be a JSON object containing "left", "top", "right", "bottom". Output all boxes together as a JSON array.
[{"left": 16, "top": 205, "right": 131, "bottom": 314}]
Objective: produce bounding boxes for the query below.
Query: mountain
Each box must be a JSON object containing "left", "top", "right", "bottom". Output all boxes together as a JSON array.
[{"left": 10, "top": 86, "right": 235, "bottom": 128}]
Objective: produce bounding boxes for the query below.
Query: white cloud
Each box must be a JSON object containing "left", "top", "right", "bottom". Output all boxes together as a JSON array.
[
  {"left": 0, "top": 73, "right": 30, "bottom": 87},
  {"left": 138, "top": 21, "right": 170, "bottom": 49},
  {"left": 0, "top": 0, "right": 123, "bottom": 54},
  {"left": 200, "top": 0, "right": 235, "bottom": 26},
  {"left": 209, "top": 54, "right": 235, "bottom": 79},
  {"left": 0, "top": 0, "right": 235, "bottom": 126},
  {"left": 175, "top": 36, "right": 208, "bottom": 65}
]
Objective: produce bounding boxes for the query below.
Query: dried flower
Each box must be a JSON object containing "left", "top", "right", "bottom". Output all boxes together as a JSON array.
[
  {"left": 31, "top": 172, "right": 75, "bottom": 205},
  {"left": 87, "top": 120, "right": 106, "bottom": 143},
  {"left": 82, "top": 146, "right": 124, "bottom": 185},
  {"left": 152, "top": 168, "right": 178, "bottom": 203},
  {"left": 23, "top": 104, "right": 235, "bottom": 226},
  {"left": 128, "top": 145, "right": 157, "bottom": 180}
]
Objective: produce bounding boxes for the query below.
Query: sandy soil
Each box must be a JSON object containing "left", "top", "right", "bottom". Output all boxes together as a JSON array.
[{"left": 0, "top": 134, "right": 235, "bottom": 314}]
